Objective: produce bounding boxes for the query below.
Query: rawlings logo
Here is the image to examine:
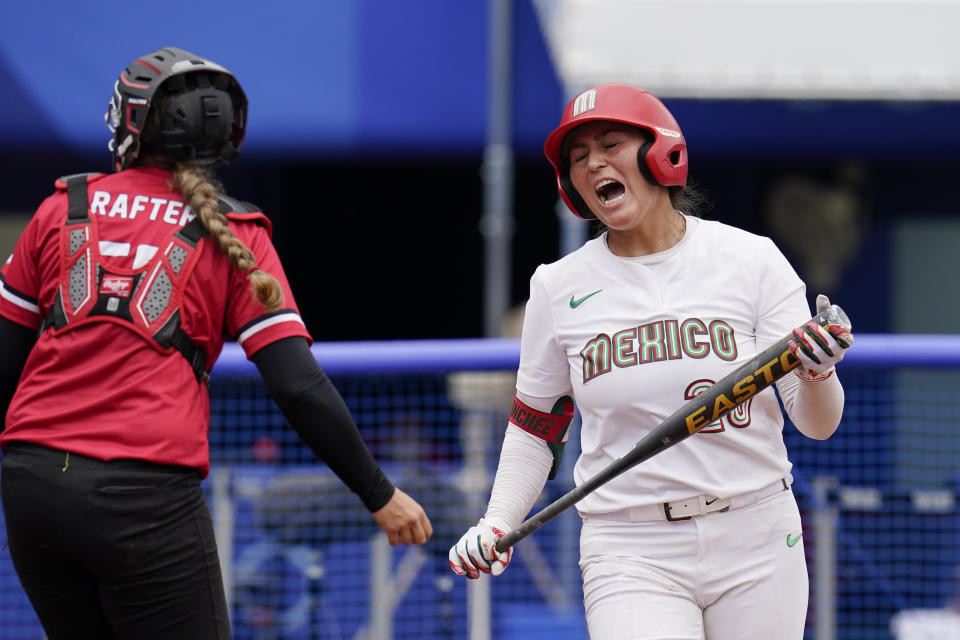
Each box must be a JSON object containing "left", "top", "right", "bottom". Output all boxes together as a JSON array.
[
  {"left": 100, "top": 275, "right": 134, "bottom": 298},
  {"left": 655, "top": 126, "right": 682, "bottom": 138}
]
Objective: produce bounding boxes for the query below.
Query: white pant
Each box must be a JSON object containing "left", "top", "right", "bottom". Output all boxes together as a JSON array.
[{"left": 579, "top": 488, "right": 808, "bottom": 640}]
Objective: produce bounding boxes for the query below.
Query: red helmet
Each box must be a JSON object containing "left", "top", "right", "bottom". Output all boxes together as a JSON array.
[{"left": 543, "top": 84, "right": 688, "bottom": 219}]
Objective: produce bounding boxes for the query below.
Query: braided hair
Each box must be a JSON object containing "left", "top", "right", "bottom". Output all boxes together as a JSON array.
[
  {"left": 137, "top": 77, "right": 284, "bottom": 311},
  {"left": 171, "top": 164, "right": 284, "bottom": 310}
]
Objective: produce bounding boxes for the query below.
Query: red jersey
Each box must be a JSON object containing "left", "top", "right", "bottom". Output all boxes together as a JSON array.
[{"left": 0, "top": 167, "right": 312, "bottom": 475}]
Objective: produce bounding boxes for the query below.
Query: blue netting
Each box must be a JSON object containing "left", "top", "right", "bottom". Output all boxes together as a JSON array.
[{"left": 1, "top": 335, "right": 959, "bottom": 639}]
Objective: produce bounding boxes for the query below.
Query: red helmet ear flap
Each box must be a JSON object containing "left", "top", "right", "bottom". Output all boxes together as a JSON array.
[{"left": 643, "top": 127, "right": 687, "bottom": 187}]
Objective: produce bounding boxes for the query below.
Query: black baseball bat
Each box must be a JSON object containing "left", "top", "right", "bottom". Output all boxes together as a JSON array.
[{"left": 495, "top": 304, "right": 851, "bottom": 553}]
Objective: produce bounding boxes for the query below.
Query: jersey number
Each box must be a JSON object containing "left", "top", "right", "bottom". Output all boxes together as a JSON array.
[
  {"left": 683, "top": 378, "right": 752, "bottom": 433},
  {"left": 98, "top": 240, "right": 159, "bottom": 269}
]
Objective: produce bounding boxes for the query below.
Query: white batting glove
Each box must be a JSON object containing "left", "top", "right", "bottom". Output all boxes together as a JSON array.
[
  {"left": 789, "top": 294, "right": 854, "bottom": 382},
  {"left": 448, "top": 518, "right": 513, "bottom": 579}
]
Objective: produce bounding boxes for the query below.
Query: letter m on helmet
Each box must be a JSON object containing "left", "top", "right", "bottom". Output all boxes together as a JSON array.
[{"left": 572, "top": 89, "right": 597, "bottom": 117}]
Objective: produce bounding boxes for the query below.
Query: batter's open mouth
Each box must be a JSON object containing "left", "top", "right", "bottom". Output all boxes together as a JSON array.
[{"left": 596, "top": 179, "right": 625, "bottom": 204}]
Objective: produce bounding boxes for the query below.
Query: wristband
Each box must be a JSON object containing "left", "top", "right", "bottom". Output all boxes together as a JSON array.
[{"left": 509, "top": 395, "right": 574, "bottom": 443}]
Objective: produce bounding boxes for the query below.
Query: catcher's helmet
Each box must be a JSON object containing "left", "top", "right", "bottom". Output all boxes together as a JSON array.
[
  {"left": 543, "top": 84, "right": 688, "bottom": 220},
  {"left": 105, "top": 47, "right": 247, "bottom": 172}
]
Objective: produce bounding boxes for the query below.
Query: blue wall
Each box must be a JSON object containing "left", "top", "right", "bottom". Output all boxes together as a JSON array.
[{"left": 0, "top": 0, "right": 561, "bottom": 157}]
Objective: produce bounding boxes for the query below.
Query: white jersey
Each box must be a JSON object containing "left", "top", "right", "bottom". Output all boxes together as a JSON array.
[{"left": 516, "top": 215, "right": 811, "bottom": 515}]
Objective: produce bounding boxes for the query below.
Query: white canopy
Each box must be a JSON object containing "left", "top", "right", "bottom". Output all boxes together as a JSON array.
[{"left": 533, "top": 0, "right": 959, "bottom": 100}]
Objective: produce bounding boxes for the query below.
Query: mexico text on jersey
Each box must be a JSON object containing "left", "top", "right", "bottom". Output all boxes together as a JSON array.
[{"left": 580, "top": 317, "right": 737, "bottom": 383}]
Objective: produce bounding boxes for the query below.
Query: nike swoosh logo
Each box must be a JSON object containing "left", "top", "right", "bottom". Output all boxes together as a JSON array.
[
  {"left": 570, "top": 290, "right": 602, "bottom": 308},
  {"left": 787, "top": 532, "right": 803, "bottom": 547},
  {"left": 705, "top": 497, "right": 719, "bottom": 505}
]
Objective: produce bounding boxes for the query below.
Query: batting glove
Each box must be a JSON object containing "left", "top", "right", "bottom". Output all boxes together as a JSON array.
[
  {"left": 448, "top": 518, "right": 513, "bottom": 579},
  {"left": 789, "top": 294, "right": 854, "bottom": 382}
]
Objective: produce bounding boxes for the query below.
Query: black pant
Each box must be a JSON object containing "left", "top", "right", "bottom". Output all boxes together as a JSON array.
[{"left": 1, "top": 443, "right": 231, "bottom": 639}]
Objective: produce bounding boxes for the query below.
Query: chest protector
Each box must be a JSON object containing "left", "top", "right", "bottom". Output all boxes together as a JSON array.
[{"left": 42, "top": 174, "right": 210, "bottom": 383}]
